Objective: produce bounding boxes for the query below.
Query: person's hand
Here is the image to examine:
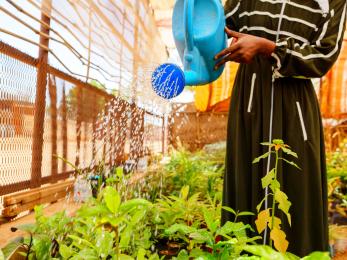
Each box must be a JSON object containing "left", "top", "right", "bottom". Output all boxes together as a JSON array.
[{"left": 214, "top": 27, "right": 276, "bottom": 69}]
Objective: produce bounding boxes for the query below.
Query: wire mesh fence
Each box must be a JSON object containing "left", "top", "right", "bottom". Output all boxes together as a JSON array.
[{"left": 0, "top": 0, "right": 170, "bottom": 200}]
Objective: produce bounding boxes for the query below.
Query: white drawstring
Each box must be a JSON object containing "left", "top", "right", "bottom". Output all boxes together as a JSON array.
[{"left": 263, "top": 0, "right": 288, "bottom": 246}]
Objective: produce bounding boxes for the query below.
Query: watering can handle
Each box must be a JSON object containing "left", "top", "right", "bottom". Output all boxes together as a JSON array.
[{"left": 184, "top": 0, "right": 194, "bottom": 52}]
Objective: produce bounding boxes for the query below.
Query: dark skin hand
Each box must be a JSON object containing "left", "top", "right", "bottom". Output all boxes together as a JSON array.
[{"left": 214, "top": 27, "right": 276, "bottom": 70}]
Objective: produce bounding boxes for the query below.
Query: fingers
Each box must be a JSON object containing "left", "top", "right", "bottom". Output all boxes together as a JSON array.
[
  {"left": 225, "top": 27, "right": 242, "bottom": 38},
  {"left": 214, "top": 54, "right": 230, "bottom": 70},
  {"left": 214, "top": 42, "right": 239, "bottom": 60},
  {"left": 215, "top": 48, "right": 231, "bottom": 61},
  {"left": 214, "top": 51, "right": 242, "bottom": 70}
]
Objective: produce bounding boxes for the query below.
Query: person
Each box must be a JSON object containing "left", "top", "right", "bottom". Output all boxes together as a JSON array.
[{"left": 216, "top": 0, "right": 347, "bottom": 256}]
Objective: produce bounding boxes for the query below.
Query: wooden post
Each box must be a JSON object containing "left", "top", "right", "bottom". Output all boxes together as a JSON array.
[
  {"left": 115, "top": 99, "right": 127, "bottom": 165},
  {"left": 75, "top": 85, "right": 82, "bottom": 167},
  {"left": 30, "top": 0, "right": 52, "bottom": 188},
  {"left": 168, "top": 113, "right": 174, "bottom": 149},
  {"left": 108, "top": 100, "right": 114, "bottom": 167},
  {"left": 62, "top": 83, "right": 68, "bottom": 173},
  {"left": 92, "top": 94, "right": 97, "bottom": 161},
  {"left": 130, "top": 105, "right": 145, "bottom": 163},
  {"left": 162, "top": 116, "right": 165, "bottom": 154},
  {"left": 129, "top": 0, "right": 140, "bottom": 164},
  {"left": 48, "top": 75, "right": 58, "bottom": 181},
  {"left": 102, "top": 97, "right": 107, "bottom": 163}
]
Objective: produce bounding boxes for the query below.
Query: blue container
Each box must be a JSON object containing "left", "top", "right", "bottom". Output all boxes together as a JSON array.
[{"left": 152, "top": 0, "right": 227, "bottom": 99}]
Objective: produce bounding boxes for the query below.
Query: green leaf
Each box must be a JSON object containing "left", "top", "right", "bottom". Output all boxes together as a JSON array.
[
  {"left": 285, "top": 252, "right": 300, "bottom": 260},
  {"left": 236, "top": 256, "right": 261, "bottom": 260},
  {"left": 120, "top": 227, "right": 132, "bottom": 249},
  {"left": 215, "top": 239, "right": 238, "bottom": 247},
  {"left": 55, "top": 155, "right": 82, "bottom": 175},
  {"left": 270, "top": 179, "right": 281, "bottom": 192},
  {"left": 273, "top": 139, "right": 284, "bottom": 145},
  {"left": 116, "top": 167, "right": 124, "bottom": 178},
  {"left": 1, "top": 241, "right": 22, "bottom": 259},
  {"left": 203, "top": 208, "right": 218, "bottom": 233},
  {"left": 222, "top": 206, "right": 237, "bottom": 216},
  {"left": 274, "top": 190, "right": 292, "bottom": 226},
  {"left": 281, "top": 147, "right": 298, "bottom": 158},
  {"left": 95, "top": 229, "right": 114, "bottom": 257},
  {"left": 253, "top": 152, "right": 270, "bottom": 164},
  {"left": 256, "top": 196, "right": 270, "bottom": 212},
  {"left": 238, "top": 211, "right": 255, "bottom": 217},
  {"left": 103, "top": 186, "right": 121, "bottom": 214},
  {"left": 180, "top": 186, "right": 190, "bottom": 200},
  {"left": 262, "top": 169, "right": 275, "bottom": 189},
  {"left": 280, "top": 158, "right": 301, "bottom": 170},
  {"left": 68, "top": 235, "right": 95, "bottom": 249},
  {"left": 176, "top": 249, "right": 189, "bottom": 260},
  {"left": 189, "top": 230, "right": 214, "bottom": 245},
  {"left": 130, "top": 209, "right": 147, "bottom": 226},
  {"left": 165, "top": 224, "right": 196, "bottom": 236},
  {"left": 119, "top": 199, "right": 152, "bottom": 213},
  {"left": 77, "top": 204, "right": 109, "bottom": 217},
  {"left": 59, "top": 244, "right": 75, "bottom": 259},
  {"left": 137, "top": 248, "right": 146, "bottom": 260},
  {"left": 0, "top": 249, "right": 4, "bottom": 260},
  {"left": 243, "top": 245, "right": 287, "bottom": 260},
  {"left": 218, "top": 222, "right": 252, "bottom": 239},
  {"left": 16, "top": 223, "right": 36, "bottom": 233},
  {"left": 260, "top": 142, "right": 273, "bottom": 146},
  {"left": 301, "top": 252, "right": 330, "bottom": 260},
  {"left": 189, "top": 248, "right": 206, "bottom": 258},
  {"left": 70, "top": 248, "right": 98, "bottom": 260},
  {"left": 119, "top": 254, "right": 135, "bottom": 260},
  {"left": 148, "top": 253, "right": 161, "bottom": 260},
  {"left": 100, "top": 216, "right": 125, "bottom": 228}
]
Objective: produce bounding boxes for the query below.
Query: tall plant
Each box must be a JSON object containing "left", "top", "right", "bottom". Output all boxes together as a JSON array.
[{"left": 253, "top": 139, "right": 300, "bottom": 253}]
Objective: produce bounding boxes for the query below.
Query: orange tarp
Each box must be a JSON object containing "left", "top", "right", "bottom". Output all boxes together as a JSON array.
[
  {"left": 194, "top": 62, "right": 239, "bottom": 112},
  {"left": 320, "top": 30, "right": 347, "bottom": 119}
]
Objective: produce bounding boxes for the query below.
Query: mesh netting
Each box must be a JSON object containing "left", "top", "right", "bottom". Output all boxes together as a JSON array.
[{"left": 0, "top": 0, "right": 170, "bottom": 199}]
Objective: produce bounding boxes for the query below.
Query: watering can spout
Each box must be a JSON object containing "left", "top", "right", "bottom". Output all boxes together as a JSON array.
[{"left": 151, "top": 0, "right": 227, "bottom": 99}]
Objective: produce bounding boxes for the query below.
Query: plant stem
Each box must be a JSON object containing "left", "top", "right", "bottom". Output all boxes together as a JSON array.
[
  {"left": 115, "top": 226, "right": 120, "bottom": 259},
  {"left": 269, "top": 149, "right": 279, "bottom": 247}
]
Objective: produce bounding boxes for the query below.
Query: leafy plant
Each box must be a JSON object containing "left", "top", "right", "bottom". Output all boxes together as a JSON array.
[
  {"left": 165, "top": 208, "right": 259, "bottom": 259},
  {"left": 2, "top": 141, "right": 333, "bottom": 259},
  {"left": 163, "top": 147, "right": 224, "bottom": 199},
  {"left": 253, "top": 140, "right": 300, "bottom": 253},
  {"left": 155, "top": 186, "right": 205, "bottom": 241}
]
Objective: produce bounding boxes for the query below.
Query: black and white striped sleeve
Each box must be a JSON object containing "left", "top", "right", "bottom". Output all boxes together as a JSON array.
[
  {"left": 271, "top": 0, "right": 347, "bottom": 78},
  {"left": 224, "top": 0, "right": 241, "bottom": 31}
]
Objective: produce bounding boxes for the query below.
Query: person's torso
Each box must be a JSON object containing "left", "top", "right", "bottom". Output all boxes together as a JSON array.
[{"left": 236, "top": 0, "right": 328, "bottom": 43}]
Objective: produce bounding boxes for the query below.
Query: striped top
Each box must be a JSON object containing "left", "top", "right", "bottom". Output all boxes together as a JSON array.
[{"left": 225, "top": 0, "right": 347, "bottom": 78}]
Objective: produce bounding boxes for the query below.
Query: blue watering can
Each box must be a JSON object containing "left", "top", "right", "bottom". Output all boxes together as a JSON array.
[{"left": 152, "top": 0, "right": 227, "bottom": 99}]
